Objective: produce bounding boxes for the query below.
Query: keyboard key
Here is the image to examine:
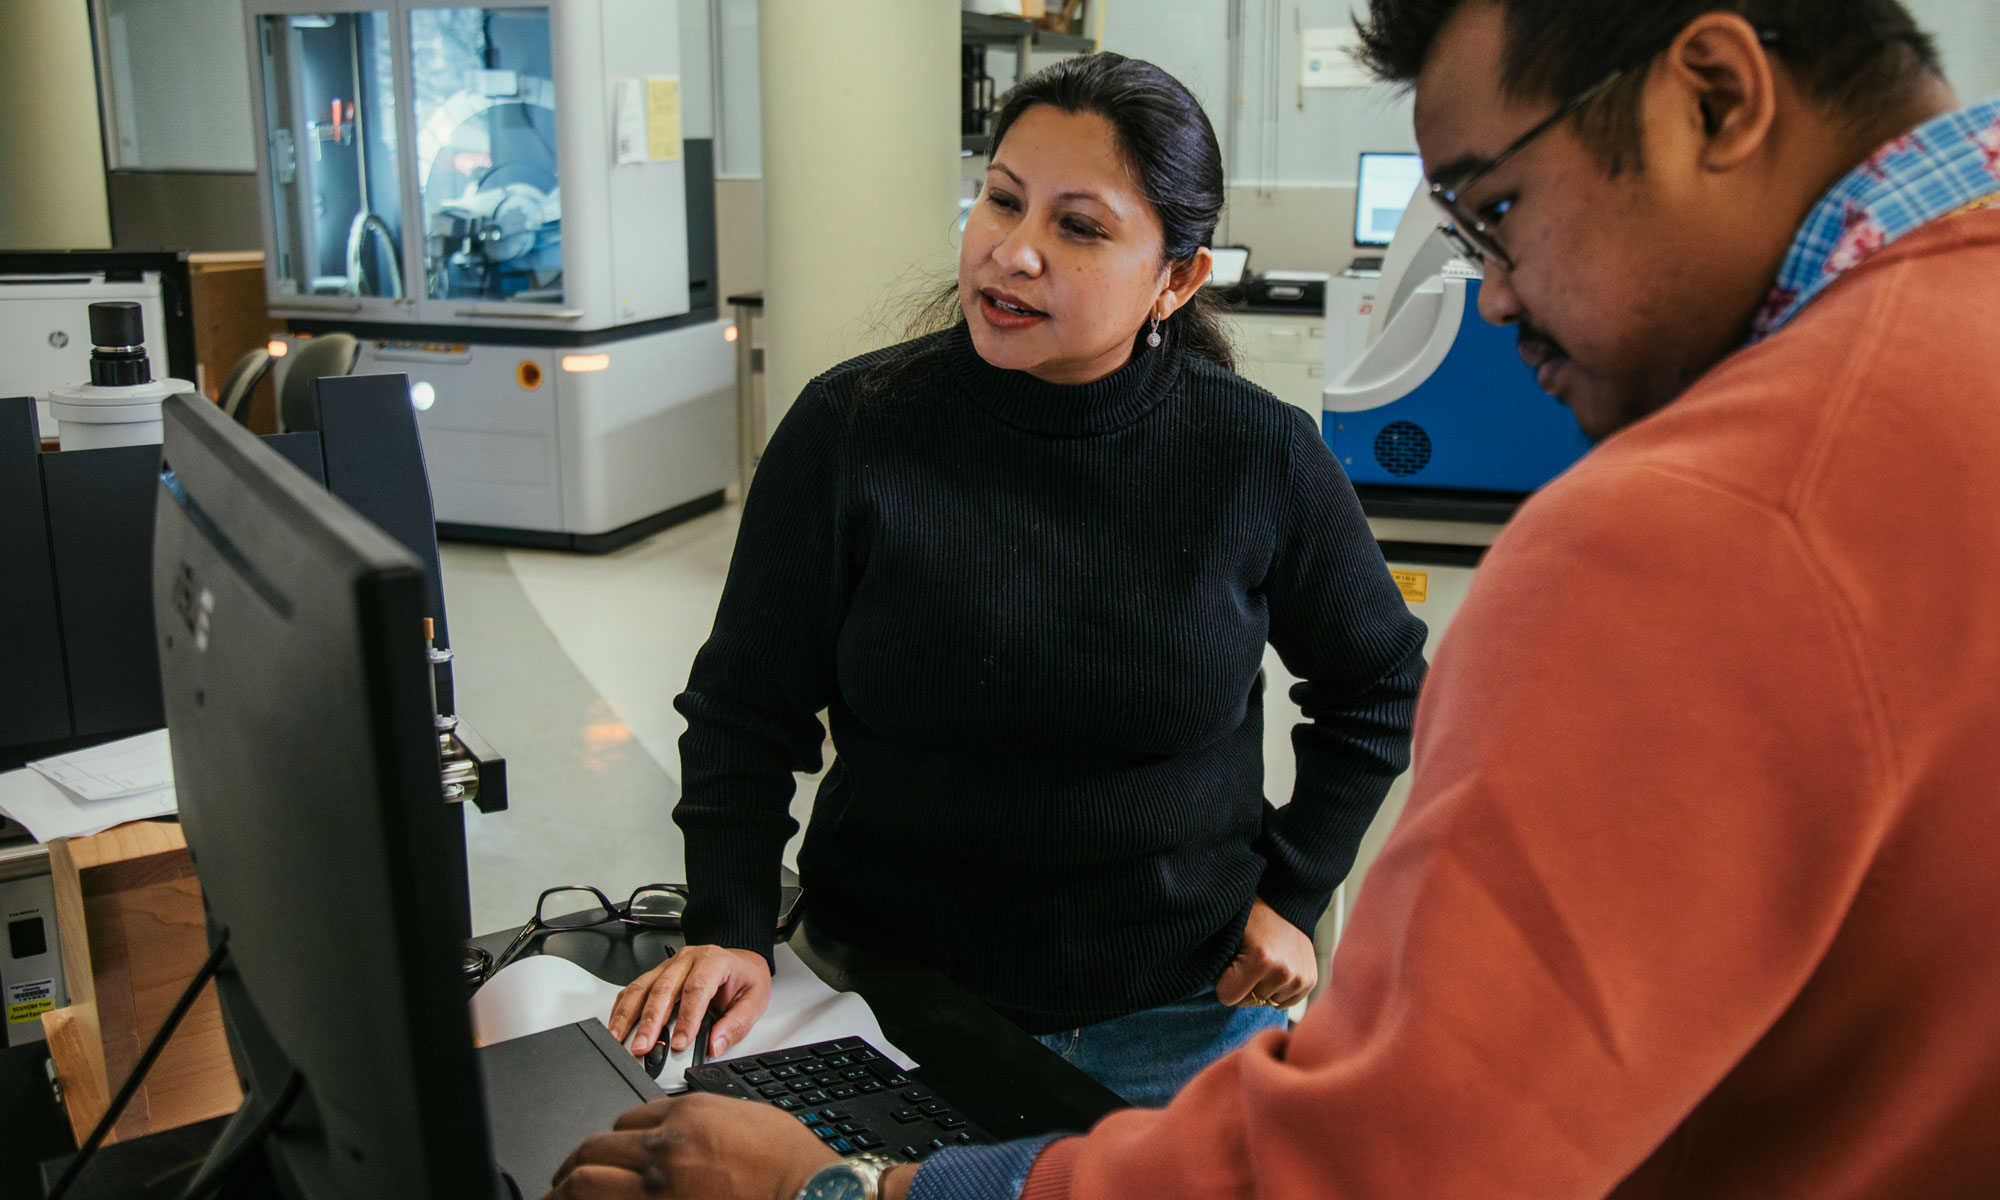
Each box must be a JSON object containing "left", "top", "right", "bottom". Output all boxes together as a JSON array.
[
  {"left": 758, "top": 1085, "right": 789, "bottom": 1099},
  {"left": 844, "top": 1069, "right": 872, "bottom": 1082},
  {"left": 929, "top": 1138, "right": 949, "bottom": 1152},
  {"left": 810, "top": 1040, "right": 845, "bottom": 1056},
  {"left": 918, "top": 1102, "right": 948, "bottom": 1115},
  {"left": 772, "top": 1065, "right": 802, "bottom": 1079},
  {"left": 832, "top": 1037, "right": 867, "bottom": 1051},
  {"left": 889, "top": 1107, "right": 923, "bottom": 1124},
  {"left": 789, "top": 1080, "right": 817, "bottom": 1093},
  {"left": 820, "top": 1108, "right": 851, "bottom": 1120},
  {"left": 902, "top": 1090, "right": 933, "bottom": 1103},
  {"left": 760, "top": 1049, "right": 810, "bottom": 1067},
  {"left": 813, "top": 1072, "right": 840, "bottom": 1086},
  {"left": 882, "top": 1073, "right": 911, "bottom": 1088},
  {"left": 827, "top": 1053, "right": 854, "bottom": 1066},
  {"left": 854, "top": 1080, "right": 884, "bottom": 1094},
  {"left": 800, "top": 1090, "right": 830, "bottom": 1104},
  {"left": 728, "top": 1060, "right": 761, "bottom": 1076},
  {"left": 938, "top": 1115, "right": 966, "bottom": 1130},
  {"left": 814, "top": 1127, "right": 840, "bottom": 1141},
  {"left": 900, "top": 1145, "right": 926, "bottom": 1161},
  {"left": 954, "top": 1131, "right": 976, "bottom": 1144},
  {"left": 773, "top": 1096, "right": 801, "bottom": 1111},
  {"left": 799, "top": 1112, "right": 822, "bottom": 1125},
  {"left": 852, "top": 1049, "right": 880, "bottom": 1063},
  {"left": 829, "top": 1139, "right": 853, "bottom": 1154},
  {"left": 743, "top": 1070, "right": 773, "bottom": 1085},
  {"left": 835, "top": 1121, "right": 865, "bottom": 1134},
  {"left": 852, "top": 1134, "right": 884, "bottom": 1150},
  {"left": 829, "top": 1086, "right": 857, "bottom": 1099}
]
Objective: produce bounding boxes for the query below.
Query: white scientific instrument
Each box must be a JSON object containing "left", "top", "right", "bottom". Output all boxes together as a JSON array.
[
  {"left": 1323, "top": 192, "right": 1590, "bottom": 493},
  {"left": 246, "top": 1, "right": 733, "bottom": 550}
]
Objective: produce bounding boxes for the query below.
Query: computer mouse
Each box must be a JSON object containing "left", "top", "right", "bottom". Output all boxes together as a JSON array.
[{"left": 630, "top": 1008, "right": 715, "bottom": 1083}]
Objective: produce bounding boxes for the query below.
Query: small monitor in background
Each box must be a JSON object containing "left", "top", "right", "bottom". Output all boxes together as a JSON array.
[
  {"left": 1206, "top": 246, "right": 1251, "bottom": 289},
  {"left": 1355, "top": 152, "right": 1426, "bottom": 248}
]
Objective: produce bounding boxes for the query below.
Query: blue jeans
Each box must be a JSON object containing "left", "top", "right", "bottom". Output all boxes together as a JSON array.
[{"left": 1034, "top": 990, "right": 1288, "bottom": 1108}]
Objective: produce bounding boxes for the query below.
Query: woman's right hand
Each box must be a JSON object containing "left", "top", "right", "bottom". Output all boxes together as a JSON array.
[{"left": 607, "top": 944, "right": 773, "bottom": 1060}]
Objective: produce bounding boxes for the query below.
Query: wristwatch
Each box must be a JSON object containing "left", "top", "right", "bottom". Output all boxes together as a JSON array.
[{"left": 795, "top": 1153, "right": 901, "bottom": 1200}]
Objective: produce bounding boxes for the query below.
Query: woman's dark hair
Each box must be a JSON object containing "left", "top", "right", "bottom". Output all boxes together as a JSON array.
[
  {"left": 891, "top": 52, "right": 1235, "bottom": 374},
  {"left": 990, "top": 52, "right": 1234, "bottom": 370}
]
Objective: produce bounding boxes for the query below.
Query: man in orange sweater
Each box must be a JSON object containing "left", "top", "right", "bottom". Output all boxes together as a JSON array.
[{"left": 546, "top": 2, "right": 2000, "bottom": 1196}]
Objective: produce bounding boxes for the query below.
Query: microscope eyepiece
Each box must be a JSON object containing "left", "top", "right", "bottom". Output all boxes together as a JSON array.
[{"left": 86, "top": 301, "right": 152, "bottom": 386}]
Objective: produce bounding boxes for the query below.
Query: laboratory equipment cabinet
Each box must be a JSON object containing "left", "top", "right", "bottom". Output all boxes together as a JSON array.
[{"left": 246, "top": 0, "right": 734, "bottom": 549}]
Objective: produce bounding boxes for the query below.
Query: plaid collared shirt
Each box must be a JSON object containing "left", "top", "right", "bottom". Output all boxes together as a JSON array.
[{"left": 1749, "top": 95, "right": 2000, "bottom": 344}]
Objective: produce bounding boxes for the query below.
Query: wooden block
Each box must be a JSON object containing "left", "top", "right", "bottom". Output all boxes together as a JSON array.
[
  {"left": 41, "top": 1006, "right": 113, "bottom": 1147},
  {"left": 45, "top": 821, "right": 242, "bottom": 1146}
]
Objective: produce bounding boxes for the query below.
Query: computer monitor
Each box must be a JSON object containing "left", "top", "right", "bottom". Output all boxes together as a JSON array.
[
  {"left": 153, "top": 392, "right": 506, "bottom": 1198},
  {"left": 1355, "top": 152, "right": 1426, "bottom": 248}
]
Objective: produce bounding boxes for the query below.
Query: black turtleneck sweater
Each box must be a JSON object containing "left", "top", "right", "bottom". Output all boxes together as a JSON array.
[{"left": 673, "top": 325, "right": 1427, "bottom": 1033}]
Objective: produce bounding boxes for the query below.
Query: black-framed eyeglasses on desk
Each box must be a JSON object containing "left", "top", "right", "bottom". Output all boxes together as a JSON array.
[{"left": 488, "top": 883, "right": 690, "bottom": 980}]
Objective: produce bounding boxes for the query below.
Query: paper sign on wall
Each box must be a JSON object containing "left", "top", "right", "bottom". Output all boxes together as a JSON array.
[
  {"left": 647, "top": 77, "right": 683, "bottom": 162},
  {"left": 613, "top": 77, "right": 647, "bottom": 165},
  {"left": 1301, "top": 26, "right": 1372, "bottom": 89},
  {"left": 1391, "top": 570, "right": 1430, "bottom": 604}
]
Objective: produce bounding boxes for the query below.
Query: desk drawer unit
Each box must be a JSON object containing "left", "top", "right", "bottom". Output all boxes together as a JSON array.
[{"left": 1225, "top": 312, "right": 1327, "bottom": 419}]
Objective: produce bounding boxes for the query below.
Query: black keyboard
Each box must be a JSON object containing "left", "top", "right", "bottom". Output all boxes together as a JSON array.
[
  {"left": 683, "top": 1036, "right": 995, "bottom": 1162},
  {"left": 1349, "top": 255, "right": 1385, "bottom": 272}
]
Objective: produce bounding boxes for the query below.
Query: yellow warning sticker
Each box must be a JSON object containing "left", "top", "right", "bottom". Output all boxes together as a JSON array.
[
  {"left": 1391, "top": 570, "right": 1429, "bottom": 604},
  {"left": 7, "top": 978, "right": 55, "bottom": 1024}
]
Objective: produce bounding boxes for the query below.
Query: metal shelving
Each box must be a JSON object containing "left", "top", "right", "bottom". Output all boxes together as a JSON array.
[{"left": 961, "top": 12, "right": 1096, "bottom": 156}]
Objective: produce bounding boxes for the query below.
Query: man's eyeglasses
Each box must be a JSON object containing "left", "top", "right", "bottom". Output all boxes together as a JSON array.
[
  {"left": 1430, "top": 28, "right": 1781, "bottom": 269},
  {"left": 488, "top": 883, "right": 689, "bottom": 979}
]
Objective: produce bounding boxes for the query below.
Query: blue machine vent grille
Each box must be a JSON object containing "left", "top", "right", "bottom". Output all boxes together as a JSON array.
[{"left": 1373, "top": 421, "right": 1433, "bottom": 477}]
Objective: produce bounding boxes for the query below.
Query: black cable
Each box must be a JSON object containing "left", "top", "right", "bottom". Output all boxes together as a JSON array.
[
  {"left": 46, "top": 932, "right": 231, "bottom": 1200},
  {"left": 175, "top": 1069, "right": 305, "bottom": 1200}
]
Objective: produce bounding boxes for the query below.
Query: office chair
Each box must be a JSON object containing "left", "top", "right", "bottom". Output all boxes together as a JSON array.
[
  {"left": 217, "top": 347, "right": 273, "bottom": 428},
  {"left": 278, "top": 333, "right": 361, "bottom": 433}
]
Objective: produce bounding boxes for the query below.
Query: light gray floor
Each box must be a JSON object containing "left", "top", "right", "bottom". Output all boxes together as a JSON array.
[{"left": 441, "top": 506, "right": 827, "bottom": 935}]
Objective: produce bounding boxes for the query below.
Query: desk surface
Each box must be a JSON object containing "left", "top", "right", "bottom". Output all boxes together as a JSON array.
[
  {"left": 9, "top": 914, "right": 1123, "bottom": 1198},
  {"left": 465, "top": 915, "right": 1127, "bottom": 1144}
]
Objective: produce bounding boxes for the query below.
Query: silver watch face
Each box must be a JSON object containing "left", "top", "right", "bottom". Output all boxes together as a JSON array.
[{"left": 798, "top": 1162, "right": 872, "bottom": 1200}]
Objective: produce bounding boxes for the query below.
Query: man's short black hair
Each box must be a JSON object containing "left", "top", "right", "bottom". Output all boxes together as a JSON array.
[{"left": 1357, "top": 0, "right": 1943, "bottom": 171}]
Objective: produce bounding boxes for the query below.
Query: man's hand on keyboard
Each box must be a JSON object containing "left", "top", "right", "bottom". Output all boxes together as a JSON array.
[
  {"left": 544, "top": 1093, "right": 838, "bottom": 1200},
  {"left": 610, "top": 945, "right": 772, "bottom": 1060}
]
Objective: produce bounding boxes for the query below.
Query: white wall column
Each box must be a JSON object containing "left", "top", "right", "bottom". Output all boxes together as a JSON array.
[
  {"left": 757, "top": 0, "right": 960, "bottom": 431},
  {"left": 0, "top": 0, "right": 112, "bottom": 249}
]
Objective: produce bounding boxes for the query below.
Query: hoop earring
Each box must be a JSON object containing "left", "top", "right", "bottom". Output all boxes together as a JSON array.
[{"left": 1146, "top": 313, "right": 1163, "bottom": 348}]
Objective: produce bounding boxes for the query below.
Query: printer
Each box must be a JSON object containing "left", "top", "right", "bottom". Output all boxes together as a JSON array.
[{"left": 1323, "top": 193, "right": 1592, "bottom": 493}]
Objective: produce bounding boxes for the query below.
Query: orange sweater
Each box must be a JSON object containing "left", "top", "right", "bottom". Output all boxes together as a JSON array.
[{"left": 1022, "top": 208, "right": 2000, "bottom": 1198}]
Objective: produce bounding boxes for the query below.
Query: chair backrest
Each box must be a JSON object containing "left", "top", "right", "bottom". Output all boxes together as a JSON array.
[
  {"left": 278, "top": 333, "right": 360, "bottom": 432},
  {"left": 218, "top": 347, "right": 273, "bottom": 427}
]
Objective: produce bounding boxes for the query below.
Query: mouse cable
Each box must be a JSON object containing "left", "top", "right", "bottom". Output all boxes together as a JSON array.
[{"left": 46, "top": 931, "right": 231, "bottom": 1200}]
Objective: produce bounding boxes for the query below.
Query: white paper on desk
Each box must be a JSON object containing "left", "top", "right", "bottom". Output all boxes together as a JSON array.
[
  {"left": 29, "top": 729, "right": 176, "bottom": 801},
  {"left": 470, "top": 944, "right": 915, "bottom": 1089},
  {"left": 0, "top": 763, "right": 178, "bottom": 843}
]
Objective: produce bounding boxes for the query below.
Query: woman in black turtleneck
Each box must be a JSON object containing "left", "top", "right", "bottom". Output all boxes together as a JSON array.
[{"left": 609, "top": 53, "right": 1428, "bottom": 1108}]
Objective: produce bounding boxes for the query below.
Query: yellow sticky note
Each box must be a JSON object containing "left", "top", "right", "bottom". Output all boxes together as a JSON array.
[
  {"left": 1391, "top": 570, "right": 1429, "bottom": 604},
  {"left": 646, "top": 77, "right": 682, "bottom": 162}
]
